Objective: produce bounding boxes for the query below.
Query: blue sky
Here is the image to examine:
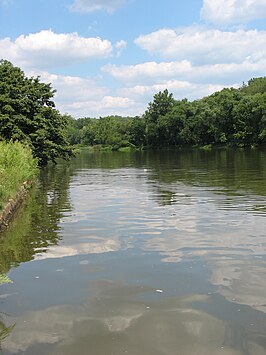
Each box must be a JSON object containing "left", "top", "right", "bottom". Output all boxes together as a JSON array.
[{"left": 0, "top": 0, "right": 265, "bottom": 117}]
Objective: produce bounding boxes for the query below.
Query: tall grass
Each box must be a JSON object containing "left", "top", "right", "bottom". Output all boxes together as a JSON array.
[{"left": 0, "top": 141, "right": 38, "bottom": 209}]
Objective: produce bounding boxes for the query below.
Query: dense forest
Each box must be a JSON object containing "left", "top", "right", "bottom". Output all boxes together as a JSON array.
[{"left": 67, "top": 77, "right": 266, "bottom": 150}]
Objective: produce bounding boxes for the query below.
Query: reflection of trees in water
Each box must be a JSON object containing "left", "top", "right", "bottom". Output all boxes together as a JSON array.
[
  {"left": 0, "top": 313, "right": 15, "bottom": 351},
  {"left": 0, "top": 161, "right": 73, "bottom": 275},
  {"left": 74, "top": 148, "right": 266, "bottom": 203},
  {"left": 147, "top": 148, "right": 266, "bottom": 190},
  {"left": 0, "top": 162, "right": 73, "bottom": 346},
  {"left": 143, "top": 148, "right": 266, "bottom": 207}
]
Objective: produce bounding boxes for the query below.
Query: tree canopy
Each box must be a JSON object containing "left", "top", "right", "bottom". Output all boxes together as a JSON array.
[
  {"left": 67, "top": 77, "right": 266, "bottom": 150},
  {"left": 0, "top": 60, "right": 73, "bottom": 165}
]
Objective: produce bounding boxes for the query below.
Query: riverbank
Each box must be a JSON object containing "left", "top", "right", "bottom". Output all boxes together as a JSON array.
[
  {"left": 0, "top": 141, "right": 38, "bottom": 231},
  {"left": 0, "top": 181, "right": 34, "bottom": 231}
]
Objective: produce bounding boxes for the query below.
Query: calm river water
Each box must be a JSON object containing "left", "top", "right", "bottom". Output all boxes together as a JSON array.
[{"left": 0, "top": 148, "right": 266, "bottom": 355}]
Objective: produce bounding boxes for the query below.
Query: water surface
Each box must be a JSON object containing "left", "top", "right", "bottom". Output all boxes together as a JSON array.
[{"left": 0, "top": 149, "right": 266, "bottom": 354}]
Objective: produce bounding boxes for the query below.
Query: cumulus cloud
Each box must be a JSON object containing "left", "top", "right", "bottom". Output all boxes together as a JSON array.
[
  {"left": 103, "top": 61, "right": 193, "bottom": 82},
  {"left": 27, "top": 71, "right": 139, "bottom": 117},
  {"left": 120, "top": 81, "right": 227, "bottom": 102},
  {"left": 135, "top": 27, "right": 266, "bottom": 64},
  {"left": 101, "top": 54, "right": 265, "bottom": 113},
  {"left": 70, "top": 0, "right": 127, "bottom": 13},
  {"left": 65, "top": 95, "right": 140, "bottom": 117},
  {"left": 130, "top": 24, "right": 266, "bottom": 108},
  {"left": 30, "top": 70, "right": 106, "bottom": 101},
  {"left": 28, "top": 69, "right": 140, "bottom": 117},
  {"left": 0, "top": 30, "right": 113, "bottom": 69},
  {"left": 103, "top": 58, "right": 266, "bottom": 85},
  {"left": 201, "top": 0, "right": 266, "bottom": 25}
]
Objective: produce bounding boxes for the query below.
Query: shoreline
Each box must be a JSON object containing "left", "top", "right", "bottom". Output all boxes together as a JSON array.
[{"left": 0, "top": 181, "right": 33, "bottom": 232}]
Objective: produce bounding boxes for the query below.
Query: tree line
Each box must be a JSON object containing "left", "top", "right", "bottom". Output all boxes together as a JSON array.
[
  {"left": 1, "top": 60, "right": 266, "bottom": 166},
  {"left": 67, "top": 77, "right": 266, "bottom": 150}
]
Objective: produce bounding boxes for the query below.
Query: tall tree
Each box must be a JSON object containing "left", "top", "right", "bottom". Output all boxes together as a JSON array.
[
  {"left": 144, "top": 89, "right": 175, "bottom": 146},
  {"left": 0, "top": 60, "right": 73, "bottom": 165}
]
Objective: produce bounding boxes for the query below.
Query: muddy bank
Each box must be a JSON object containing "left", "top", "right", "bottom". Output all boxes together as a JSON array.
[{"left": 0, "top": 181, "right": 33, "bottom": 232}]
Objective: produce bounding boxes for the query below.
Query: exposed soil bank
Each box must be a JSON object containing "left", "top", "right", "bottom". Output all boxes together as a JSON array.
[{"left": 0, "top": 181, "right": 33, "bottom": 232}]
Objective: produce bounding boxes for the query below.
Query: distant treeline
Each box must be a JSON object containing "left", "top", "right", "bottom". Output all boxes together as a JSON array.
[{"left": 67, "top": 77, "right": 266, "bottom": 150}]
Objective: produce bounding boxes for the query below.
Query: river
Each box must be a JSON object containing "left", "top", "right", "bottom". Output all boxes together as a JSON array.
[{"left": 0, "top": 148, "right": 266, "bottom": 355}]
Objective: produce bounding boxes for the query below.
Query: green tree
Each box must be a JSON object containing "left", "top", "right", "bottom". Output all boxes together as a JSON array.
[
  {"left": 240, "top": 77, "right": 266, "bottom": 95},
  {"left": 0, "top": 60, "right": 73, "bottom": 165},
  {"left": 159, "top": 99, "right": 194, "bottom": 146},
  {"left": 144, "top": 89, "right": 175, "bottom": 146},
  {"left": 144, "top": 89, "right": 175, "bottom": 123},
  {"left": 233, "top": 93, "right": 266, "bottom": 145},
  {"left": 127, "top": 116, "right": 146, "bottom": 147},
  {"left": 202, "top": 88, "right": 243, "bottom": 144}
]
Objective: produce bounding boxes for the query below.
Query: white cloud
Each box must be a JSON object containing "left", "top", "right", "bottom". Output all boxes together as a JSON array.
[
  {"left": 120, "top": 25, "right": 266, "bottom": 107},
  {"left": 135, "top": 27, "right": 266, "bottom": 64},
  {"left": 120, "top": 81, "right": 227, "bottom": 101},
  {"left": 0, "top": 23, "right": 264, "bottom": 118},
  {"left": 35, "top": 71, "right": 137, "bottom": 117},
  {"left": 28, "top": 70, "right": 140, "bottom": 117},
  {"left": 201, "top": 0, "right": 266, "bottom": 25},
  {"left": 70, "top": 0, "right": 127, "bottom": 13},
  {"left": 101, "top": 55, "right": 265, "bottom": 114},
  {"left": 103, "top": 58, "right": 266, "bottom": 85},
  {"left": 65, "top": 95, "right": 140, "bottom": 117},
  {"left": 34, "top": 71, "right": 107, "bottom": 103},
  {"left": 0, "top": 30, "right": 112, "bottom": 69},
  {"left": 103, "top": 61, "right": 192, "bottom": 83}
]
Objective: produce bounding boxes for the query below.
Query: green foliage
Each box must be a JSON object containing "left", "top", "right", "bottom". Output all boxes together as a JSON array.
[
  {"left": 240, "top": 77, "right": 266, "bottom": 95},
  {"left": 67, "top": 115, "right": 135, "bottom": 150},
  {"left": 0, "top": 141, "right": 38, "bottom": 208},
  {"left": 127, "top": 116, "right": 146, "bottom": 147},
  {"left": 144, "top": 89, "right": 175, "bottom": 124},
  {"left": 66, "top": 77, "right": 266, "bottom": 150},
  {"left": 139, "top": 83, "right": 266, "bottom": 149},
  {"left": 0, "top": 60, "right": 74, "bottom": 165},
  {"left": 144, "top": 89, "right": 175, "bottom": 147}
]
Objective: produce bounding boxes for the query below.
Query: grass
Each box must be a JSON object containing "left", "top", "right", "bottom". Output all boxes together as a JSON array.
[{"left": 0, "top": 141, "right": 38, "bottom": 210}]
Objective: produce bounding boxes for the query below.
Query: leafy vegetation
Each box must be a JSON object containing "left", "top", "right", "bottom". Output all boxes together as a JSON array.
[
  {"left": 67, "top": 115, "right": 136, "bottom": 150},
  {"left": 67, "top": 78, "right": 266, "bottom": 150},
  {"left": 0, "top": 141, "right": 38, "bottom": 209},
  {"left": 0, "top": 60, "right": 74, "bottom": 165}
]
